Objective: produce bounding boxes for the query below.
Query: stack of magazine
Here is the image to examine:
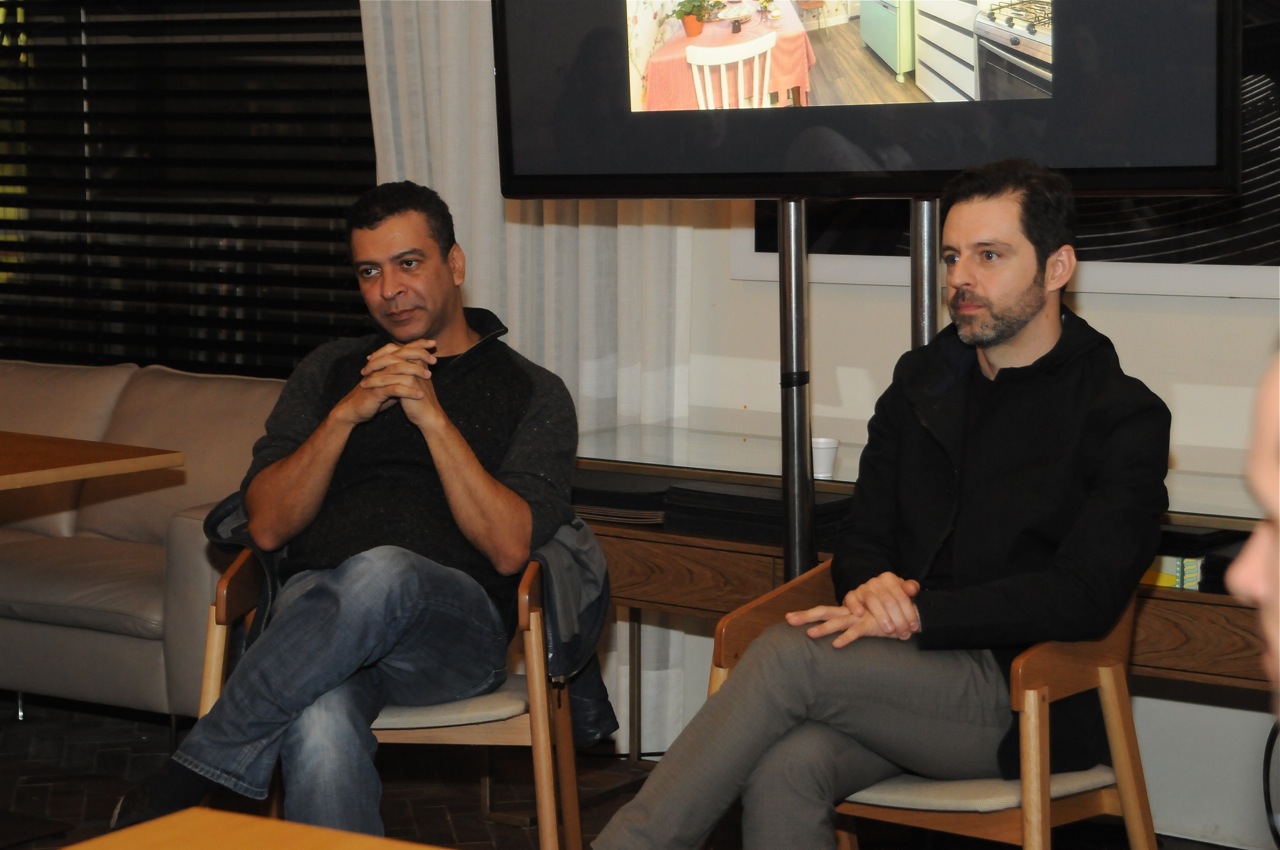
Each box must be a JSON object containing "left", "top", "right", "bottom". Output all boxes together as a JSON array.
[
  {"left": 571, "top": 470, "right": 852, "bottom": 551},
  {"left": 1142, "top": 524, "right": 1248, "bottom": 592}
]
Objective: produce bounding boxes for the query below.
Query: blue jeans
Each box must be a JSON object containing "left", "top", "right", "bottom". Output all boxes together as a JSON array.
[{"left": 173, "top": 546, "right": 510, "bottom": 835}]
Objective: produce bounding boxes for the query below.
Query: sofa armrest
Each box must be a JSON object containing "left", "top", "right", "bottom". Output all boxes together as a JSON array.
[{"left": 163, "top": 501, "right": 241, "bottom": 717}]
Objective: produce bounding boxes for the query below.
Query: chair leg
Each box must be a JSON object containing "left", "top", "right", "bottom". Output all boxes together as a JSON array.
[
  {"left": 479, "top": 747, "right": 545, "bottom": 828},
  {"left": 479, "top": 747, "right": 497, "bottom": 819},
  {"left": 1020, "top": 686, "right": 1051, "bottom": 850},
  {"left": 551, "top": 685, "right": 583, "bottom": 850},
  {"left": 1098, "top": 665, "right": 1158, "bottom": 850},
  {"left": 528, "top": 682, "right": 561, "bottom": 850}
]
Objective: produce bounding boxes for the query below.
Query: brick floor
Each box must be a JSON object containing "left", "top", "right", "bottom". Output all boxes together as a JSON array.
[{"left": 0, "top": 692, "right": 1234, "bottom": 849}]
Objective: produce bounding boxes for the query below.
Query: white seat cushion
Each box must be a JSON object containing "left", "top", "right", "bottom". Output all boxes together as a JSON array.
[
  {"left": 0, "top": 536, "right": 164, "bottom": 638},
  {"left": 372, "top": 675, "right": 528, "bottom": 729},
  {"left": 845, "top": 765, "right": 1116, "bottom": 813}
]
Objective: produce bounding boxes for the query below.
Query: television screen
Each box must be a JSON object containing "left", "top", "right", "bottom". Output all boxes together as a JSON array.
[{"left": 492, "top": 0, "right": 1240, "bottom": 199}]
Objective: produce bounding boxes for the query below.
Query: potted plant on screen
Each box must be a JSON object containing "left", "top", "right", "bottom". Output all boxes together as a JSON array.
[{"left": 668, "top": 0, "right": 725, "bottom": 37}]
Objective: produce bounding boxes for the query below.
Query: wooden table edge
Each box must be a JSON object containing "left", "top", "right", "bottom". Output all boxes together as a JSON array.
[{"left": 0, "top": 450, "right": 185, "bottom": 490}]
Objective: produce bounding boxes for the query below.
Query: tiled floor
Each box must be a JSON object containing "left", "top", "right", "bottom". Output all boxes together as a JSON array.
[{"left": 0, "top": 691, "right": 1240, "bottom": 849}]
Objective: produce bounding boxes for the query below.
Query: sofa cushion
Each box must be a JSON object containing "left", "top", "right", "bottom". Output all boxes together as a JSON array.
[
  {"left": 0, "top": 537, "right": 165, "bottom": 639},
  {"left": 0, "top": 360, "right": 138, "bottom": 538},
  {"left": 76, "top": 366, "right": 283, "bottom": 544}
]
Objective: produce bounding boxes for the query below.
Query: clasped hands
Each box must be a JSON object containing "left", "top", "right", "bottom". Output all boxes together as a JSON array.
[
  {"left": 785, "top": 571, "right": 921, "bottom": 648},
  {"left": 337, "top": 339, "right": 443, "bottom": 428}
]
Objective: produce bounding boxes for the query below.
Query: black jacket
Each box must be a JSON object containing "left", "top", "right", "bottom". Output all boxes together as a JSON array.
[{"left": 832, "top": 307, "right": 1170, "bottom": 776}]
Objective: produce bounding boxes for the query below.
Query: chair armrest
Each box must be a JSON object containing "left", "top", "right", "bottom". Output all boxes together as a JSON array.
[
  {"left": 199, "top": 546, "right": 265, "bottom": 718},
  {"left": 713, "top": 559, "right": 835, "bottom": 674},
  {"left": 517, "top": 559, "right": 541, "bottom": 633},
  {"left": 216, "top": 548, "right": 263, "bottom": 627},
  {"left": 163, "top": 502, "right": 244, "bottom": 716},
  {"left": 1009, "top": 596, "right": 1137, "bottom": 704}
]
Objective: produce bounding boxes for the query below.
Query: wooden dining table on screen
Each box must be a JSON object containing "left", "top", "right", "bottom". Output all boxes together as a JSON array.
[{"left": 644, "top": 1, "right": 817, "bottom": 111}]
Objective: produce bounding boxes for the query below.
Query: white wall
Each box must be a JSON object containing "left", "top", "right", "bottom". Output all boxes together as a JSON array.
[{"left": 1133, "top": 697, "right": 1278, "bottom": 849}]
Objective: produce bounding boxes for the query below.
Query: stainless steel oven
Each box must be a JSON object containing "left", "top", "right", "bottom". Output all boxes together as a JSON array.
[{"left": 974, "top": 1, "right": 1053, "bottom": 100}]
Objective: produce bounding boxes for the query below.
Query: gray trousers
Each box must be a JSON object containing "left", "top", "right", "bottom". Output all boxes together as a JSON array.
[{"left": 593, "top": 622, "right": 1012, "bottom": 850}]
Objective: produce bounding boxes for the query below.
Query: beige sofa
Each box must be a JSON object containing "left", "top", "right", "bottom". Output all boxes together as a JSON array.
[{"left": 0, "top": 359, "right": 283, "bottom": 718}]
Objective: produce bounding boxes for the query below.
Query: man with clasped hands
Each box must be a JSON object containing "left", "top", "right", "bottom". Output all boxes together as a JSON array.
[{"left": 113, "top": 181, "right": 577, "bottom": 835}]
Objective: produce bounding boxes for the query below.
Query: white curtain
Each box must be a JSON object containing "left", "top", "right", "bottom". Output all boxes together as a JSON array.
[{"left": 359, "top": 0, "right": 698, "bottom": 751}]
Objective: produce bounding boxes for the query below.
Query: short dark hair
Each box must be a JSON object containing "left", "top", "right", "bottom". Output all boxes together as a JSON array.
[
  {"left": 940, "top": 159, "right": 1076, "bottom": 269},
  {"left": 346, "top": 181, "right": 456, "bottom": 257}
]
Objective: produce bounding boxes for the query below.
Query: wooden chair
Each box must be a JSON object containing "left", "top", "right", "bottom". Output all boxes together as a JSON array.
[
  {"left": 686, "top": 31, "right": 777, "bottom": 109},
  {"left": 709, "top": 560, "right": 1158, "bottom": 850},
  {"left": 199, "top": 549, "right": 582, "bottom": 850}
]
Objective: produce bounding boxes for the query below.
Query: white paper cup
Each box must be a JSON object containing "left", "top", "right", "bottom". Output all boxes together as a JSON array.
[{"left": 811, "top": 437, "right": 839, "bottom": 479}]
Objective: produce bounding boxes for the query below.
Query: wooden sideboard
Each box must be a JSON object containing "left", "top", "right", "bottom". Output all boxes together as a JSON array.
[
  {"left": 589, "top": 521, "right": 1270, "bottom": 692},
  {"left": 594, "top": 523, "right": 788, "bottom": 619},
  {"left": 1133, "top": 585, "right": 1269, "bottom": 690}
]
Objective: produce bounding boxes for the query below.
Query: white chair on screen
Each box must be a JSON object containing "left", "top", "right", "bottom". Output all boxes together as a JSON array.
[{"left": 686, "top": 31, "right": 776, "bottom": 109}]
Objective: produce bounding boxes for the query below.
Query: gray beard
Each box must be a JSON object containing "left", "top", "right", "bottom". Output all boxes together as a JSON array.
[{"left": 950, "top": 272, "right": 1047, "bottom": 348}]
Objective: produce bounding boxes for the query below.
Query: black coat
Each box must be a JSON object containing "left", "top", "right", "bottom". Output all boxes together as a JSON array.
[{"left": 832, "top": 307, "right": 1171, "bottom": 777}]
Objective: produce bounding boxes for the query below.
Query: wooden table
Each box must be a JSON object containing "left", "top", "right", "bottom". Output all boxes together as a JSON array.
[
  {"left": 65, "top": 808, "right": 442, "bottom": 849},
  {"left": 0, "top": 431, "right": 184, "bottom": 490},
  {"left": 644, "top": 1, "right": 817, "bottom": 110}
]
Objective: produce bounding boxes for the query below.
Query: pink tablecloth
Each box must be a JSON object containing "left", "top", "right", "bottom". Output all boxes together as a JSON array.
[{"left": 645, "top": 2, "right": 817, "bottom": 110}]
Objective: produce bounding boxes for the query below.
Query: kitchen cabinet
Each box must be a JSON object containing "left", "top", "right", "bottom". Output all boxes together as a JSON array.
[
  {"left": 862, "top": 0, "right": 915, "bottom": 82},
  {"left": 914, "top": 0, "right": 977, "bottom": 100}
]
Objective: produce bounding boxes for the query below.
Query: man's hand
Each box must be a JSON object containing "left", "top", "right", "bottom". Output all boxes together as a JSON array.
[
  {"left": 785, "top": 572, "right": 921, "bottom": 648},
  {"left": 246, "top": 339, "right": 440, "bottom": 551},
  {"left": 354, "top": 338, "right": 534, "bottom": 576},
  {"left": 331, "top": 339, "right": 439, "bottom": 426}
]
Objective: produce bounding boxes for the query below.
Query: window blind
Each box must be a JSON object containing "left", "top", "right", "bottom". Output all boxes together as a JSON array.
[{"left": 0, "top": 0, "right": 376, "bottom": 377}]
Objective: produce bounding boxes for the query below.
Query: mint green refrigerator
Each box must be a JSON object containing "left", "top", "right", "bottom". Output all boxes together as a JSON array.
[{"left": 862, "top": 0, "right": 915, "bottom": 83}]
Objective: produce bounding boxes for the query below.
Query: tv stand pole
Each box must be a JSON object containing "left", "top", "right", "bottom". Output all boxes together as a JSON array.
[
  {"left": 778, "top": 198, "right": 816, "bottom": 581},
  {"left": 776, "top": 197, "right": 940, "bottom": 581},
  {"left": 912, "top": 198, "right": 940, "bottom": 348}
]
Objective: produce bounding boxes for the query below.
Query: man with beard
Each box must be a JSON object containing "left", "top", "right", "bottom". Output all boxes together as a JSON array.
[{"left": 593, "top": 159, "right": 1172, "bottom": 850}]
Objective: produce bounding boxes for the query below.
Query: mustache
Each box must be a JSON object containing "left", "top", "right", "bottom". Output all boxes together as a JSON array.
[{"left": 949, "top": 290, "right": 989, "bottom": 311}]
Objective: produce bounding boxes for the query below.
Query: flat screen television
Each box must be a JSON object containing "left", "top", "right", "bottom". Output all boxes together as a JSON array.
[{"left": 491, "top": 0, "right": 1240, "bottom": 199}]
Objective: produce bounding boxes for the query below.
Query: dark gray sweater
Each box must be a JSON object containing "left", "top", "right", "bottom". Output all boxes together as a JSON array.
[{"left": 241, "top": 308, "right": 577, "bottom": 634}]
